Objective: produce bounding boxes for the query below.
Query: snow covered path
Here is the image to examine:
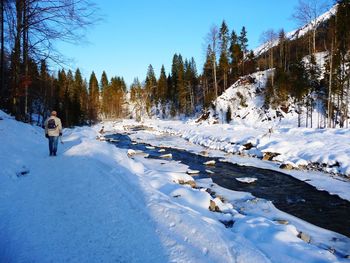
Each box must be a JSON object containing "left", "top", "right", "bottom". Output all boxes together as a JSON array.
[
  {"left": 0, "top": 112, "right": 243, "bottom": 262},
  {"left": 0, "top": 129, "right": 170, "bottom": 262}
]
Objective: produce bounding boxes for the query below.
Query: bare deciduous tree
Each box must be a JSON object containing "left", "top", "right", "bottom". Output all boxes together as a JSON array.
[
  {"left": 260, "top": 29, "right": 278, "bottom": 69},
  {"left": 4, "top": 0, "right": 99, "bottom": 119},
  {"left": 292, "top": 0, "right": 329, "bottom": 55}
]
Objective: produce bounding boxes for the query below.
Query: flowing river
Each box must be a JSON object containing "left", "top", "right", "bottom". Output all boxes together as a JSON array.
[{"left": 106, "top": 132, "right": 350, "bottom": 238}]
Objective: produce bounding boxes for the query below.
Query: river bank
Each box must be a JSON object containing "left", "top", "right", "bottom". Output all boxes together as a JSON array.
[{"left": 102, "top": 119, "right": 350, "bottom": 202}]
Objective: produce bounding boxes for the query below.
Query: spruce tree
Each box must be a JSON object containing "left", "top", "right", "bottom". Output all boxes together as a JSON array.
[
  {"left": 229, "top": 30, "right": 242, "bottom": 84},
  {"left": 238, "top": 26, "right": 249, "bottom": 75},
  {"left": 65, "top": 70, "right": 74, "bottom": 126},
  {"left": 189, "top": 57, "right": 199, "bottom": 112},
  {"left": 177, "top": 54, "right": 186, "bottom": 114},
  {"left": 158, "top": 65, "right": 168, "bottom": 115},
  {"left": 145, "top": 64, "right": 157, "bottom": 115},
  {"left": 202, "top": 45, "right": 215, "bottom": 108},
  {"left": 171, "top": 54, "right": 179, "bottom": 108},
  {"left": 109, "top": 76, "right": 126, "bottom": 118},
  {"left": 72, "top": 68, "right": 88, "bottom": 125},
  {"left": 88, "top": 71, "right": 99, "bottom": 124},
  {"left": 130, "top": 78, "right": 144, "bottom": 121},
  {"left": 289, "top": 62, "right": 309, "bottom": 127},
  {"left": 100, "top": 71, "right": 109, "bottom": 118},
  {"left": 219, "top": 20, "right": 230, "bottom": 93}
]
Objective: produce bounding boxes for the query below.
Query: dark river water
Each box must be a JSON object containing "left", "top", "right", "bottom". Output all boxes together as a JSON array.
[{"left": 106, "top": 133, "right": 350, "bottom": 238}]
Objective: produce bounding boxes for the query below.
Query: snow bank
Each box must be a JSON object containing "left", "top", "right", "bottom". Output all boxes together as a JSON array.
[
  {"left": 0, "top": 110, "right": 235, "bottom": 262},
  {"left": 2, "top": 110, "right": 350, "bottom": 262},
  {"left": 114, "top": 118, "right": 350, "bottom": 202}
]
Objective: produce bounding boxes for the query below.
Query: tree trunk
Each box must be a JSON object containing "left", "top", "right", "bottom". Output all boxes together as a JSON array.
[
  {"left": 313, "top": 29, "right": 316, "bottom": 54},
  {"left": 224, "top": 71, "right": 227, "bottom": 91},
  {"left": 213, "top": 57, "right": 218, "bottom": 99},
  {"left": 23, "top": 0, "right": 29, "bottom": 121},
  {"left": 310, "top": 103, "right": 313, "bottom": 128},
  {"left": 306, "top": 102, "right": 309, "bottom": 128},
  {"left": 0, "top": 0, "right": 4, "bottom": 97},
  {"left": 13, "top": 0, "right": 23, "bottom": 119},
  {"left": 327, "top": 42, "right": 333, "bottom": 128}
]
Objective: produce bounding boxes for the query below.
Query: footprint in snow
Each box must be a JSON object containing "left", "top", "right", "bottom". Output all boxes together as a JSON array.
[{"left": 16, "top": 166, "right": 30, "bottom": 177}]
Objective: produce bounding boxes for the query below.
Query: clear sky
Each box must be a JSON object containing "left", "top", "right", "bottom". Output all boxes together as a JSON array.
[{"left": 57, "top": 0, "right": 333, "bottom": 86}]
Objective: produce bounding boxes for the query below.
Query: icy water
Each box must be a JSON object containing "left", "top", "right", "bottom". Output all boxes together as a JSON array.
[{"left": 106, "top": 133, "right": 350, "bottom": 238}]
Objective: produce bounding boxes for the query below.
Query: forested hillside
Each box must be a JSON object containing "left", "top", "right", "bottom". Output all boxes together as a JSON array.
[{"left": 0, "top": 0, "right": 349, "bottom": 128}]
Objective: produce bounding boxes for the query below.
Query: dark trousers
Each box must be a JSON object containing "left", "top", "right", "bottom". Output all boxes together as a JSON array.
[{"left": 48, "top": 136, "right": 59, "bottom": 155}]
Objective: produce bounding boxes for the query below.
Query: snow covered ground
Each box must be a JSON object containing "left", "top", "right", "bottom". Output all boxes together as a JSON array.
[{"left": 1, "top": 110, "right": 350, "bottom": 262}]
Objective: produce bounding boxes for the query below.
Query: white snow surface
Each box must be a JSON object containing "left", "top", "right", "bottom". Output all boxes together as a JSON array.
[{"left": 1, "top": 110, "right": 350, "bottom": 262}]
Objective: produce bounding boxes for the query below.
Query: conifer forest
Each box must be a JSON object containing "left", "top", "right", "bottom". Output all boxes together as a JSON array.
[{"left": 0, "top": 0, "right": 349, "bottom": 129}]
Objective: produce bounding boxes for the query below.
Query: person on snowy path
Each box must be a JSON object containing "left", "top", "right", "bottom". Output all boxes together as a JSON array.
[{"left": 44, "top": 111, "right": 62, "bottom": 156}]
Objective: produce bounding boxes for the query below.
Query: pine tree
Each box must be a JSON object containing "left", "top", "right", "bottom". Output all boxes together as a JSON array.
[
  {"left": 305, "top": 54, "right": 321, "bottom": 127},
  {"left": 109, "top": 76, "right": 126, "bottom": 118},
  {"left": 130, "top": 78, "right": 144, "bottom": 121},
  {"left": 218, "top": 20, "right": 230, "bottom": 93},
  {"left": 202, "top": 45, "right": 215, "bottom": 108},
  {"left": 88, "top": 71, "right": 99, "bottom": 124},
  {"left": 38, "top": 60, "right": 50, "bottom": 122},
  {"left": 100, "top": 71, "right": 109, "bottom": 118},
  {"left": 177, "top": 54, "right": 186, "bottom": 114},
  {"left": 289, "top": 62, "right": 309, "bottom": 127},
  {"left": 171, "top": 54, "right": 179, "bottom": 108},
  {"left": 145, "top": 64, "right": 157, "bottom": 115},
  {"left": 229, "top": 30, "right": 242, "bottom": 84},
  {"left": 71, "top": 68, "right": 85, "bottom": 125},
  {"left": 166, "top": 74, "right": 173, "bottom": 103},
  {"left": 245, "top": 50, "right": 257, "bottom": 74},
  {"left": 57, "top": 69, "right": 70, "bottom": 126},
  {"left": 157, "top": 65, "right": 168, "bottom": 115},
  {"left": 238, "top": 26, "right": 248, "bottom": 75},
  {"left": 65, "top": 70, "right": 74, "bottom": 126},
  {"left": 186, "top": 57, "right": 199, "bottom": 113}
]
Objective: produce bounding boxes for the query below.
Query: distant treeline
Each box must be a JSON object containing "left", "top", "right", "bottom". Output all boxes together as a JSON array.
[{"left": 0, "top": 0, "right": 349, "bottom": 128}]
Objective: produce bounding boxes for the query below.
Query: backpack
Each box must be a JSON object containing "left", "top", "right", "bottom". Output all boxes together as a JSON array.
[{"left": 47, "top": 118, "right": 57, "bottom": 130}]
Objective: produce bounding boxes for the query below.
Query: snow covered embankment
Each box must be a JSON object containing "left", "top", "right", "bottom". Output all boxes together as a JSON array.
[
  {"left": 132, "top": 118, "right": 350, "bottom": 201},
  {"left": 1, "top": 110, "right": 350, "bottom": 262},
  {"left": 0, "top": 110, "right": 242, "bottom": 262}
]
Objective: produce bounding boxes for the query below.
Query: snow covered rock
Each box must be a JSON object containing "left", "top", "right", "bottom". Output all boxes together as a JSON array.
[
  {"left": 203, "top": 160, "right": 216, "bottom": 166},
  {"left": 209, "top": 199, "right": 221, "bottom": 212},
  {"left": 280, "top": 163, "right": 294, "bottom": 170},
  {"left": 178, "top": 179, "right": 196, "bottom": 188},
  {"left": 127, "top": 149, "right": 149, "bottom": 158},
  {"left": 236, "top": 177, "right": 258, "bottom": 184},
  {"left": 186, "top": 169, "right": 200, "bottom": 175},
  {"left": 262, "top": 152, "right": 280, "bottom": 161},
  {"left": 274, "top": 219, "right": 289, "bottom": 225},
  {"left": 298, "top": 232, "right": 311, "bottom": 243},
  {"left": 160, "top": 153, "right": 172, "bottom": 159}
]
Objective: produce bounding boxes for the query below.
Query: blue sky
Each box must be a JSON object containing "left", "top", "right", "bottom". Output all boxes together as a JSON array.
[{"left": 57, "top": 0, "right": 333, "bottom": 86}]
